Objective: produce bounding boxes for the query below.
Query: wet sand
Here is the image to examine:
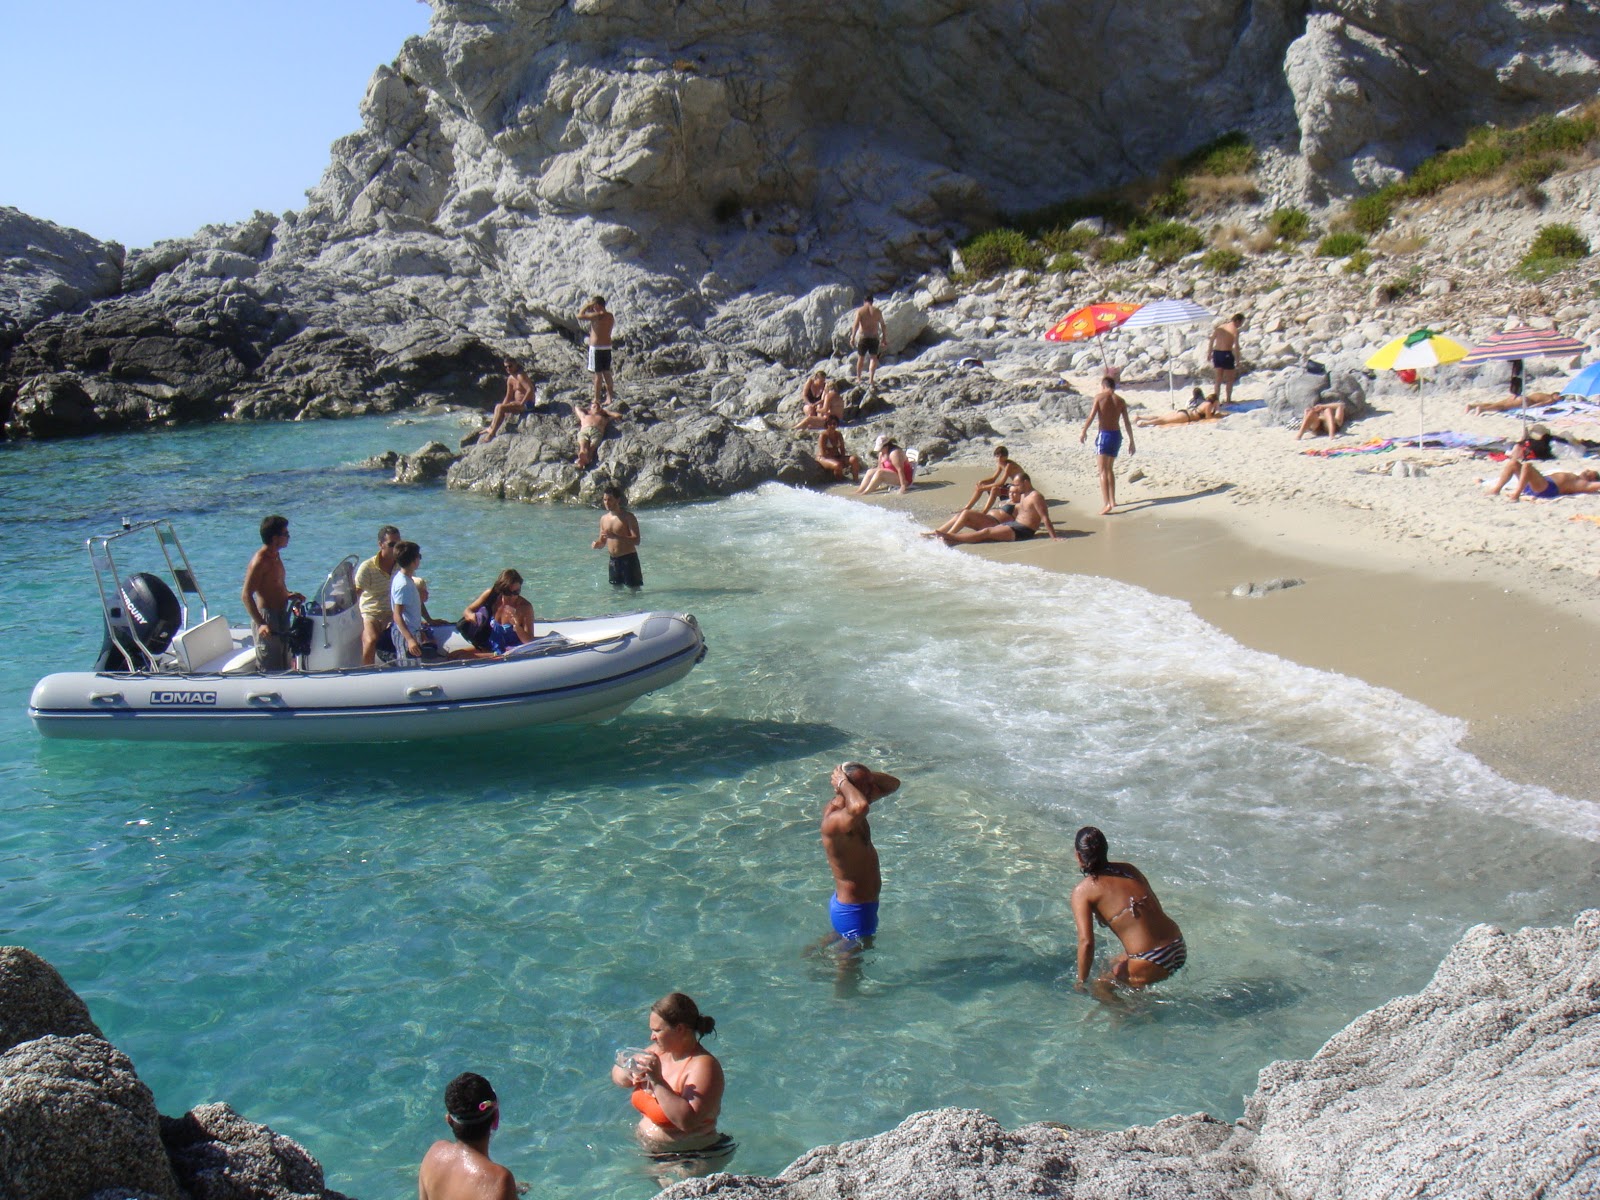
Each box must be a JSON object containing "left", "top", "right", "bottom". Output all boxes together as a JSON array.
[{"left": 850, "top": 462, "right": 1600, "bottom": 806}]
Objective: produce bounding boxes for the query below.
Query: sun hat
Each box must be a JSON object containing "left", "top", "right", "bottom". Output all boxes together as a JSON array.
[
  {"left": 873, "top": 434, "right": 889, "bottom": 452},
  {"left": 1527, "top": 423, "right": 1551, "bottom": 438}
]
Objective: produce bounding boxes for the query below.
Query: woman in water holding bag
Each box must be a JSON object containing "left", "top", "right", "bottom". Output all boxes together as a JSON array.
[
  {"left": 1070, "top": 826, "right": 1186, "bottom": 998},
  {"left": 610, "top": 992, "right": 733, "bottom": 1174}
]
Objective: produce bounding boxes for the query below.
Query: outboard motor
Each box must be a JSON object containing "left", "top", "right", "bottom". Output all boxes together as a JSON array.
[
  {"left": 94, "top": 572, "right": 182, "bottom": 672},
  {"left": 287, "top": 598, "right": 315, "bottom": 661}
]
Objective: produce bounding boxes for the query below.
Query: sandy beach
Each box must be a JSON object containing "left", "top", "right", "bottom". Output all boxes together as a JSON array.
[{"left": 845, "top": 371, "right": 1600, "bottom": 805}]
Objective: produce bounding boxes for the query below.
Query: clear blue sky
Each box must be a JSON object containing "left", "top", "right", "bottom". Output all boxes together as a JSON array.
[{"left": 0, "top": 1, "right": 433, "bottom": 249}]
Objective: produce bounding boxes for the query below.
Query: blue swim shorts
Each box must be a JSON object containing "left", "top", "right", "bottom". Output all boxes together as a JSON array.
[
  {"left": 829, "top": 894, "right": 880, "bottom": 941},
  {"left": 1095, "top": 429, "right": 1123, "bottom": 459}
]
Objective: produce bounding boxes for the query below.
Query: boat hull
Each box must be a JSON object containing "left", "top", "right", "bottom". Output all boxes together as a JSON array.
[{"left": 30, "top": 612, "right": 705, "bottom": 744}]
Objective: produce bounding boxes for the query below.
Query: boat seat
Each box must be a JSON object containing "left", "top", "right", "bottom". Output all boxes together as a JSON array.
[{"left": 173, "top": 616, "right": 234, "bottom": 672}]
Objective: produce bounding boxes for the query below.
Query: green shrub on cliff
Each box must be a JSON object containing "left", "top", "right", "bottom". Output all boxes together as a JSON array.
[
  {"left": 1518, "top": 223, "right": 1591, "bottom": 280},
  {"left": 1268, "top": 207, "right": 1311, "bottom": 244},
  {"left": 961, "top": 228, "right": 1044, "bottom": 277},
  {"left": 1317, "top": 231, "right": 1367, "bottom": 257}
]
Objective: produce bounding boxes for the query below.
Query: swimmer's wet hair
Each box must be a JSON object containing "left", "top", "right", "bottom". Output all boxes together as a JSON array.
[
  {"left": 444, "top": 1072, "right": 498, "bottom": 1139},
  {"left": 1075, "top": 826, "right": 1109, "bottom": 876},
  {"left": 653, "top": 992, "right": 715, "bottom": 1038}
]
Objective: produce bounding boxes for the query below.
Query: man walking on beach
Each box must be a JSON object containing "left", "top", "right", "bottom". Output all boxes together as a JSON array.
[
  {"left": 820, "top": 760, "right": 900, "bottom": 950},
  {"left": 417, "top": 1071, "right": 518, "bottom": 1200},
  {"left": 592, "top": 483, "right": 643, "bottom": 588},
  {"left": 353, "top": 524, "right": 402, "bottom": 665},
  {"left": 1080, "top": 377, "right": 1136, "bottom": 515},
  {"left": 1208, "top": 313, "right": 1244, "bottom": 405},
  {"left": 241, "top": 514, "right": 303, "bottom": 673},
  {"left": 849, "top": 295, "right": 886, "bottom": 389},
  {"left": 577, "top": 295, "right": 616, "bottom": 405}
]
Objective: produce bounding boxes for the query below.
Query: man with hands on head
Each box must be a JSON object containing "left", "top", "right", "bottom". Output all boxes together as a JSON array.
[{"left": 820, "top": 760, "right": 900, "bottom": 948}]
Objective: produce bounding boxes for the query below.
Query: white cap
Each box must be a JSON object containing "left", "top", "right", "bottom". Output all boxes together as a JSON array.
[{"left": 873, "top": 434, "right": 889, "bottom": 452}]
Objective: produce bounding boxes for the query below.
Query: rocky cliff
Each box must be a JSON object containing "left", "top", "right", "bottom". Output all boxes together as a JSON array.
[{"left": 3, "top": 0, "right": 1598, "bottom": 457}]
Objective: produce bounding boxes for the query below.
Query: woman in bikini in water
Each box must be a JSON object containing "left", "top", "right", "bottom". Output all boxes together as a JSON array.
[
  {"left": 610, "top": 992, "right": 733, "bottom": 1174},
  {"left": 1070, "top": 826, "right": 1186, "bottom": 996}
]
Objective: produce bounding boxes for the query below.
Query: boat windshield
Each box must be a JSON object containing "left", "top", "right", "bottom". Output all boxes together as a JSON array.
[{"left": 315, "top": 556, "right": 359, "bottom": 617}]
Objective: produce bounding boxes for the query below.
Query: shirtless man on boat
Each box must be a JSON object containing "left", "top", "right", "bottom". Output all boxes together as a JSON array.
[{"left": 241, "top": 514, "right": 303, "bottom": 673}]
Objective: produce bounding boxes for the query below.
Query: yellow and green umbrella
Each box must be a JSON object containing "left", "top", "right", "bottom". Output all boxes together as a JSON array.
[{"left": 1365, "top": 329, "right": 1469, "bottom": 447}]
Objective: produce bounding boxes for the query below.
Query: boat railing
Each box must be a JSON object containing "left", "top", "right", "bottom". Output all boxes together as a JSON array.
[{"left": 88, "top": 519, "right": 209, "bottom": 672}]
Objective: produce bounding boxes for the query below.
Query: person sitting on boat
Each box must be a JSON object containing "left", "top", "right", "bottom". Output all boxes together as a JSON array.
[
  {"left": 1070, "top": 826, "right": 1186, "bottom": 1000},
  {"left": 353, "top": 525, "right": 402, "bottom": 666},
  {"left": 241, "top": 514, "right": 304, "bottom": 673},
  {"left": 389, "top": 542, "right": 463, "bottom": 664},
  {"left": 610, "top": 992, "right": 732, "bottom": 1173},
  {"left": 460, "top": 569, "right": 534, "bottom": 654}
]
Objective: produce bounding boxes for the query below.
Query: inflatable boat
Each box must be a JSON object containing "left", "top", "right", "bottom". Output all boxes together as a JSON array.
[{"left": 29, "top": 520, "right": 707, "bottom": 743}]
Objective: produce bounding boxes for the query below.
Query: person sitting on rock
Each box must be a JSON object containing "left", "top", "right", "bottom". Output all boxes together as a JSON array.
[
  {"left": 576, "top": 396, "right": 622, "bottom": 471},
  {"left": 481, "top": 358, "right": 536, "bottom": 443},
  {"left": 1295, "top": 389, "right": 1349, "bottom": 439},
  {"left": 1138, "top": 388, "right": 1222, "bottom": 427},
  {"left": 814, "top": 417, "right": 861, "bottom": 482}
]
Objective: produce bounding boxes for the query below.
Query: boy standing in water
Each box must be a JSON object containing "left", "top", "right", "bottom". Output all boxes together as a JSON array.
[
  {"left": 417, "top": 1072, "right": 517, "bottom": 1200},
  {"left": 592, "top": 483, "right": 643, "bottom": 589},
  {"left": 1079, "top": 376, "right": 1135, "bottom": 515}
]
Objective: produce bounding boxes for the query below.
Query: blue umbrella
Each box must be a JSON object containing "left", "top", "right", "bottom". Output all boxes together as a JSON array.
[{"left": 1561, "top": 361, "right": 1600, "bottom": 398}]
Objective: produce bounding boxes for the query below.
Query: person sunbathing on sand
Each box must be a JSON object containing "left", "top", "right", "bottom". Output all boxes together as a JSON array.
[
  {"left": 933, "top": 475, "right": 1057, "bottom": 543},
  {"left": 1070, "top": 825, "right": 1185, "bottom": 1001},
  {"left": 1494, "top": 462, "right": 1600, "bottom": 502},
  {"left": 1295, "top": 394, "right": 1348, "bottom": 439},
  {"left": 1137, "top": 388, "right": 1221, "bottom": 428},
  {"left": 1466, "top": 391, "right": 1560, "bottom": 414}
]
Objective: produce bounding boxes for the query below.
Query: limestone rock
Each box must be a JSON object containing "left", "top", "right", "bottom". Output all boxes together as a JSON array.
[
  {"left": 0, "top": 1034, "right": 181, "bottom": 1200},
  {"left": 161, "top": 1102, "right": 337, "bottom": 1200},
  {"left": 0, "top": 946, "right": 104, "bottom": 1054},
  {"left": 0, "top": 207, "right": 123, "bottom": 328},
  {"left": 1246, "top": 911, "right": 1600, "bottom": 1200},
  {"left": 394, "top": 439, "right": 459, "bottom": 484}
]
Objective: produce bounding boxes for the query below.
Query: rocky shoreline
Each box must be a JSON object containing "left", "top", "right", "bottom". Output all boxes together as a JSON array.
[{"left": 6, "top": 912, "right": 1595, "bottom": 1198}]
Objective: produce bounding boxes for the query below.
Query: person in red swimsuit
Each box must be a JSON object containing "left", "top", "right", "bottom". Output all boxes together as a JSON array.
[{"left": 610, "top": 992, "right": 732, "bottom": 1173}]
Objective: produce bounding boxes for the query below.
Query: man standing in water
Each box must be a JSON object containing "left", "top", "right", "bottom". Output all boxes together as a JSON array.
[
  {"left": 849, "top": 295, "right": 886, "bottom": 389},
  {"left": 820, "top": 761, "right": 900, "bottom": 948},
  {"left": 1208, "top": 313, "right": 1245, "bottom": 405},
  {"left": 1079, "top": 377, "right": 1135, "bottom": 515},
  {"left": 577, "top": 295, "right": 617, "bottom": 405},
  {"left": 592, "top": 483, "right": 643, "bottom": 589},
  {"left": 417, "top": 1071, "right": 518, "bottom": 1200},
  {"left": 241, "top": 514, "right": 303, "bottom": 673}
]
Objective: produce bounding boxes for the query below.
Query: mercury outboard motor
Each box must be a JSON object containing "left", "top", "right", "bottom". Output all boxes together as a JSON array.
[{"left": 94, "top": 572, "right": 182, "bottom": 672}]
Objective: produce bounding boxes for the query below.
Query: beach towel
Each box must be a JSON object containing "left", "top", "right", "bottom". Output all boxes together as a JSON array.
[
  {"left": 1569, "top": 513, "right": 1600, "bottom": 527},
  {"left": 1302, "top": 438, "right": 1395, "bottom": 458},
  {"left": 1500, "top": 398, "right": 1600, "bottom": 420},
  {"left": 1220, "top": 400, "right": 1265, "bottom": 413}
]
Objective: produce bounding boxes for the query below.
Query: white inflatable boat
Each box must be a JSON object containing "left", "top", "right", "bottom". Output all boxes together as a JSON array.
[{"left": 29, "top": 520, "right": 707, "bottom": 743}]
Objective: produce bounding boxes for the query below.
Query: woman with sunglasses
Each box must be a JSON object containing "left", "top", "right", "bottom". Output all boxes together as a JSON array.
[{"left": 460, "top": 569, "right": 534, "bottom": 654}]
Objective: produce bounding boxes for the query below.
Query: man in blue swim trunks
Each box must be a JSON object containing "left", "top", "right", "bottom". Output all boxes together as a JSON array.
[
  {"left": 1079, "top": 376, "right": 1136, "bottom": 515},
  {"left": 820, "top": 760, "right": 900, "bottom": 949}
]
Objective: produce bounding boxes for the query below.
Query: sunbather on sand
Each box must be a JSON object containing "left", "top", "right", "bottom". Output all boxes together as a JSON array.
[
  {"left": 1490, "top": 462, "right": 1600, "bottom": 502},
  {"left": 1466, "top": 391, "right": 1560, "bottom": 414},
  {"left": 1136, "top": 388, "right": 1220, "bottom": 428}
]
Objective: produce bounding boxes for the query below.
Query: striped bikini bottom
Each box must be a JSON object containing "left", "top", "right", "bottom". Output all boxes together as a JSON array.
[{"left": 1129, "top": 936, "right": 1188, "bottom": 973}]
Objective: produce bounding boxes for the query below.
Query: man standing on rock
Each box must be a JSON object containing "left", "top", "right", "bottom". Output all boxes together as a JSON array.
[
  {"left": 241, "top": 514, "right": 303, "bottom": 673},
  {"left": 820, "top": 761, "right": 900, "bottom": 951},
  {"left": 1208, "top": 313, "right": 1245, "bottom": 405},
  {"left": 353, "top": 524, "right": 402, "bottom": 665},
  {"left": 577, "top": 295, "right": 617, "bottom": 406},
  {"left": 592, "top": 483, "right": 643, "bottom": 589},
  {"left": 575, "top": 395, "right": 622, "bottom": 471},
  {"left": 1080, "top": 377, "right": 1135, "bottom": 516},
  {"left": 849, "top": 295, "right": 886, "bottom": 390},
  {"left": 418, "top": 1071, "right": 518, "bottom": 1200}
]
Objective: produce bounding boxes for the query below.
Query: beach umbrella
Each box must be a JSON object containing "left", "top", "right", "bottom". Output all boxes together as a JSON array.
[
  {"left": 1560, "top": 361, "right": 1600, "bottom": 399},
  {"left": 1461, "top": 326, "right": 1588, "bottom": 426},
  {"left": 1043, "top": 302, "right": 1139, "bottom": 372},
  {"left": 1122, "top": 299, "right": 1216, "bottom": 403},
  {"left": 1365, "top": 329, "right": 1470, "bottom": 448}
]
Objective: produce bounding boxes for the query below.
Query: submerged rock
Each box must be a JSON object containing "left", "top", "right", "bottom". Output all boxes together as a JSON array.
[{"left": 1230, "top": 577, "right": 1305, "bottom": 598}]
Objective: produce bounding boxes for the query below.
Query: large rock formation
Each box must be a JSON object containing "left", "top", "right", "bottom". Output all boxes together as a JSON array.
[
  {"left": 659, "top": 911, "right": 1600, "bottom": 1200},
  {"left": 2, "top": 0, "right": 1598, "bottom": 452},
  {"left": 0, "top": 947, "right": 349, "bottom": 1200}
]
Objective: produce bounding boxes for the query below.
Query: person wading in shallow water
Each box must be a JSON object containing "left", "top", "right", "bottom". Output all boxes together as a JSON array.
[
  {"left": 1070, "top": 825, "right": 1186, "bottom": 1001},
  {"left": 417, "top": 1071, "right": 518, "bottom": 1200}
]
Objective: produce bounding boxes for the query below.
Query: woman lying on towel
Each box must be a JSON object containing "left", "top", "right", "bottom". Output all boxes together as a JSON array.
[{"left": 1135, "top": 388, "right": 1221, "bottom": 427}]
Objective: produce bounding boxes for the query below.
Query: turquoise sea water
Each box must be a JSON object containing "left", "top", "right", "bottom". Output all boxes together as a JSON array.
[{"left": 2, "top": 415, "right": 1596, "bottom": 1198}]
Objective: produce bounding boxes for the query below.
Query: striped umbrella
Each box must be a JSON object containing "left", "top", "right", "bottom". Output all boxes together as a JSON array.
[
  {"left": 1043, "top": 302, "right": 1139, "bottom": 372},
  {"left": 1461, "top": 326, "right": 1587, "bottom": 426},
  {"left": 1123, "top": 299, "right": 1216, "bottom": 402},
  {"left": 1365, "top": 329, "right": 1470, "bottom": 448}
]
